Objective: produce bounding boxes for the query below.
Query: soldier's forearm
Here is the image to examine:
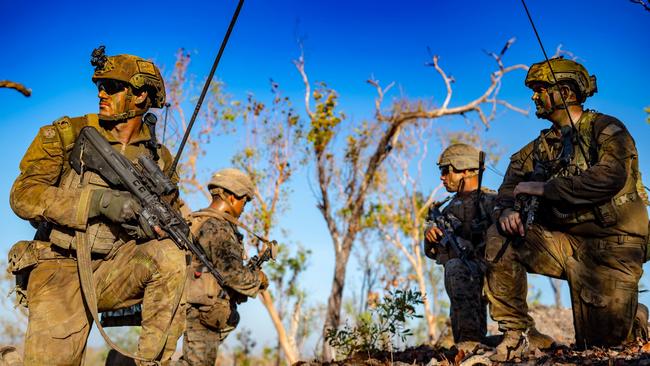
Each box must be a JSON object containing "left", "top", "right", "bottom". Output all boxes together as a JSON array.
[{"left": 10, "top": 183, "right": 93, "bottom": 230}]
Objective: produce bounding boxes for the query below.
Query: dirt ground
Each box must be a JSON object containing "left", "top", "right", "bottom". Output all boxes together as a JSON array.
[{"left": 295, "top": 305, "right": 650, "bottom": 366}]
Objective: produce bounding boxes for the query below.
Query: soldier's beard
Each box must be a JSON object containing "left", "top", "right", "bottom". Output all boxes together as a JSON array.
[{"left": 534, "top": 99, "right": 554, "bottom": 119}]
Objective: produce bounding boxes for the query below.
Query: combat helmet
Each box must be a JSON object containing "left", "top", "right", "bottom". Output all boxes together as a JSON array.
[
  {"left": 438, "top": 143, "right": 481, "bottom": 171},
  {"left": 525, "top": 57, "right": 597, "bottom": 103},
  {"left": 208, "top": 168, "right": 255, "bottom": 200},
  {"left": 91, "top": 45, "right": 166, "bottom": 120}
]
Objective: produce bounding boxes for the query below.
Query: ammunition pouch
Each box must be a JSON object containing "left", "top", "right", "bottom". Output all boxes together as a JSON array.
[
  {"left": 186, "top": 264, "right": 227, "bottom": 306},
  {"left": 197, "top": 300, "right": 239, "bottom": 333},
  {"left": 550, "top": 191, "right": 641, "bottom": 228},
  {"left": 7, "top": 240, "right": 45, "bottom": 307},
  {"left": 593, "top": 200, "right": 618, "bottom": 227}
]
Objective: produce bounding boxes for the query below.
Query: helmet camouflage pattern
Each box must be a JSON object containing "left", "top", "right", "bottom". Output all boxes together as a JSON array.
[
  {"left": 525, "top": 57, "right": 597, "bottom": 103},
  {"left": 91, "top": 45, "right": 166, "bottom": 108},
  {"left": 208, "top": 168, "right": 255, "bottom": 200},
  {"left": 438, "top": 143, "right": 481, "bottom": 171}
]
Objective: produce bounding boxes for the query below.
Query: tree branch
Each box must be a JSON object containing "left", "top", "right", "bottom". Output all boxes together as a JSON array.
[{"left": 0, "top": 81, "right": 31, "bottom": 97}]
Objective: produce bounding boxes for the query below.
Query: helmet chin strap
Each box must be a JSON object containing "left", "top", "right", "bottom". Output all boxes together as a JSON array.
[{"left": 98, "top": 109, "right": 147, "bottom": 122}]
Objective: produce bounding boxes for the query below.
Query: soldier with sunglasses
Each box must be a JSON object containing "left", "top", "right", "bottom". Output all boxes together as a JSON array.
[
  {"left": 8, "top": 46, "right": 185, "bottom": 365},
  {"left": 485, "top": 58, "right": 649, "bottom": 361},
  {"left": 423, "top": 143, "right": 496, "bottom": 351},
  {"left": 424, "top": 143, "right": 553, "bottom": 353}
]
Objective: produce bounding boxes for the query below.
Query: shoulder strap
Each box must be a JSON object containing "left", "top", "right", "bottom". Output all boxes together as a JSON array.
[{"left": 188, "top": 213, "right": 213, "bottom": 237}]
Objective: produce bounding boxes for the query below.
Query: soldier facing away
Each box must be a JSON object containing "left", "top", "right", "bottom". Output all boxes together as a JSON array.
[
  {"left": 173, "top": 168, "right": 268, "bottom": 366},
  {"left": 8, "top": 47, "right": 186, "bottom": 365},
  {"left": 424, "top": 143, "right": 552, "bottom": 352},
  {"left": 485, "top": 57, "right": 649, "bottom": 361}
]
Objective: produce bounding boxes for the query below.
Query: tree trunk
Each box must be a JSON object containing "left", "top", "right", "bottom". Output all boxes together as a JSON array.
[
  {"left": 414, "top": 258, "right": 437, "bottom": 342},
  {"left": 258, "top": 291, "right": 299, "bottom": 365},
  {"left": 321, "top": 244, "right": 353, "bottom": 360},
  {"left": 549, "top": 278, "right": 563, "bottom": 308}
]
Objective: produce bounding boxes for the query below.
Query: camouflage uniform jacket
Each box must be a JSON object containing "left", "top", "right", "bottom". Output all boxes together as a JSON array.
[
  {"left": 187, "top": 208, "right": 262, "bottom": 305},
  {"left": 496, "top": 110, "right": 648, "bottom": 238},
  {"left": 10, "top": 114, "right": 177, "bottom": 254},
  {"left": 425, "top": 188, "right": 497, "bottom": 265}
]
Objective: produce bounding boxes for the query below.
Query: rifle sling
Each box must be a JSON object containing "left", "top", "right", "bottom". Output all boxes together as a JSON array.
[{"left": 75, "top": 231, "right": 186, "bottom": 362}]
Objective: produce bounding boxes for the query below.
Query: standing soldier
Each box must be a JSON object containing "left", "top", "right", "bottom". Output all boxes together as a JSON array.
[
  {"left": 424, "top": 143, "right": 553, "bottom": 352},
  {"left": 8, "top": 46, "right": 186, "bottom": 365},
  {"left": 485, "top": 57, "right": 649, "bottom": 361},
  {"left": 174, "top": 168, "right": 268, "bottom": 366}
]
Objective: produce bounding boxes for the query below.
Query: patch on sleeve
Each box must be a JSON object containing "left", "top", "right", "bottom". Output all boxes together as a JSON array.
[
  {"left": 40, "top": 126, "right": 58, "bottom": 143},
  {"left": 600, "top": 124, "right": 623, "bottom": 137}
]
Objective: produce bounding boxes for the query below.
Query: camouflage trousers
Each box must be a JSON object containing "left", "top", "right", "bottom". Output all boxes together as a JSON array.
[
  {"left": 485, "top": 224, "right": 645, "bottom": 348},
  {"left": 444, "top": 258, "right": 487, "bottom": 343},
  {"left": 172, "top": 302, "right": 239, "bottom": 366},
  {"left": 23, "top": 239, "right": 187, "bottom": 366}
]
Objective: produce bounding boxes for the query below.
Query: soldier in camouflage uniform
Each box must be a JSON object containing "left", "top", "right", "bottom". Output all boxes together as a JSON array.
[
  {"left": 424, "top": 143, "right": 494, "bottom": 350},
  {"left": 485, "top": 58, "right": 649, "bottom": 361},
  {"left": 173, "top": 168, "right": 268, "bottom": 366},
  {"left": 424, "top": 144, "right": 553, "bottom": 352},
  {"left": 8, "top": 47, "right": 186, "bottom": 365}
]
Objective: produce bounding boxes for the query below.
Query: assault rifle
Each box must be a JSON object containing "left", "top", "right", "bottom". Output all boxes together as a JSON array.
[
  {"left": 426, "top": 201, "right": 480, "bottom": 278},
  {"left": 69, "top": 125, "right": 225, "bottom": 285},
  {"left": 247, "top": 240, "right": 278, "bottom": 271},
  {"left": 514, "top": 125, "right": 573, "bottom": 232}
]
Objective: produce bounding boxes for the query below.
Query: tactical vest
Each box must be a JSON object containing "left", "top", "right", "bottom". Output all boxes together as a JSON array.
[
  {"left": 443, "top": 189, "right": 496, "bottom": 252},
  {"left": 539, "top": 111, "right": 647, "bottom": 234},
  {"left": 47, "top": 114, "right": 165, "bottom": 254},
  {"left": 185, "top": 209, "right": 243, "bottom": 306}
]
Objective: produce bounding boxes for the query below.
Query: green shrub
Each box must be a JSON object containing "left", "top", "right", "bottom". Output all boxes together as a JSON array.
[{"left": 325, "top": 289, "right": 424, "bottom": 359}]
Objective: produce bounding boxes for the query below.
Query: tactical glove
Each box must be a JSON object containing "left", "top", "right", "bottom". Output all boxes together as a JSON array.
[
  {"left": 258, "top": 270, "right": 269, "bottom": 291},
  {"left": 121, "top": 214, "right": 157, "bottom": 240},
  {"left": 89, "top": 189, "right": 140, "bottom": 223}
]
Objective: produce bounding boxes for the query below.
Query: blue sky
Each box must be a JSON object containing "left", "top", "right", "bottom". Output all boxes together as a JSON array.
[{"left": 1, "top": 0, "right": 650, "bottom": 354}]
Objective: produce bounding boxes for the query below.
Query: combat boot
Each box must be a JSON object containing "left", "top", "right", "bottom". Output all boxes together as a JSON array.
[
  {"left": 527, "top": 326, "right": 555, "bottom": 350},
  {"left": 490, "top": 330, "right": 528, "bottom": 362}
]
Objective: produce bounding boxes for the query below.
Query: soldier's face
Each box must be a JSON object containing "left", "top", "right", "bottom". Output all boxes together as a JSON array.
[
  {"left": 230, "top": 195, "right": 248, "bottom": 218},
  {"left": 531, "top": 84, "right": 552, "bottom": 118},
  {"left": 440, "top": 165, "right": 464, "bottom": 192},
  {"left": 97, "top": 79, "right": 129, "bottom": 117}
]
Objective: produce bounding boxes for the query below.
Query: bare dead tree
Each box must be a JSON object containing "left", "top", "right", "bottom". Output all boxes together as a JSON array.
[{"left": 294, "top": 39, "right": 528, "bottom": 360}]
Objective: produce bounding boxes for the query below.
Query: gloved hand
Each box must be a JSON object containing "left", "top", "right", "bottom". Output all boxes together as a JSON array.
[
  {"left": 89, "top": 189, "right": 140, "bottom": 223},
  {"left": 122, "top": 215, "right": 157, "bottom": 240},
  {"left": 258, "top": 270, "right": 269, "bottom": 291}
]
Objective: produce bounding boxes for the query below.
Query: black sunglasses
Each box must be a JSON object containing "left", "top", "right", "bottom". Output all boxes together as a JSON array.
[
  {"left": 96, "top": 79, "right": 128, "bottom": 95},
  {"left": 439, "top": 166, "right": 459, "bottom": 175}
]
